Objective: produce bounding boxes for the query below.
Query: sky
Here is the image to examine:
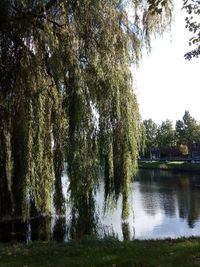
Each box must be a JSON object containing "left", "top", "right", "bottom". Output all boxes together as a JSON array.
[{"left": 133, "top": 1, "right": 200, "bottom": 126}]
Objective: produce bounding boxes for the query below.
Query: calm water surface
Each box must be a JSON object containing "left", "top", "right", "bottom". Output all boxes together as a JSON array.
[
  {"left": 1, "top": 169, "right": 200, "bottom": 241},
  {"left": 96, "top": 169, "right": 200, "bottom": 240}
]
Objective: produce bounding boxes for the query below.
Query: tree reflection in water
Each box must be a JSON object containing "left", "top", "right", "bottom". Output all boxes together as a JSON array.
[
  {"left": 31, "top": 216, "right": 51, "bottom": 241},
  {"left": 122, "top": 222, "right": 131, "bottom": 241},
  {"left": 1, "top": 169, "right": 200, "bottom": 241},
  {"left": 68, "top": 192, "right": 98, "bottom": 240},
  {"left": 0, "top": 220, "right": 27, "bottom": 242},
  {"left": 136, "top": 169, "right": 200, "bottom": 229},
  {"left": 53, "top": 217, "right": 66, "bottom": 242}
]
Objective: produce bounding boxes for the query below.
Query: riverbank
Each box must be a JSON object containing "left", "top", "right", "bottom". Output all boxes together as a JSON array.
[
  {"left": 0, "top": 237, "right": 200, "bottom": 266},
  {"left": 138, "top": 160, "right": 200, "bottom": 172}
]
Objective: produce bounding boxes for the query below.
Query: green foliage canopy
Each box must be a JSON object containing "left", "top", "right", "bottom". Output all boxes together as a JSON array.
[
  {"left": 157, "top": 119, "right": 177, "bottom": 148},
  {"left": 0, "top": 0, "right": 173, "bottom": 222},
  {"left": 176, "top": 110, "right": 200, "bottom": 144},
  {"left": 143, "top": 119, "right": 158, "bottom": 156},
  {"left": 142, "top": 111, "right": 200, "bottom": 159}
]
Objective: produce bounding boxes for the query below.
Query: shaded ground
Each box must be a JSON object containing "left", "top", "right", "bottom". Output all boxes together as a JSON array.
[{"left": 0, "top": 237, "right": 200, "bottom": 267}]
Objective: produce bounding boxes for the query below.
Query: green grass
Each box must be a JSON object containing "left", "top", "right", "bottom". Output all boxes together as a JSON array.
[
  {"left": 138, "top": 160, "right": 200, "bottom": 172},
  {"left": 0, "top": 238, "right": 200, "bottom": 266}
]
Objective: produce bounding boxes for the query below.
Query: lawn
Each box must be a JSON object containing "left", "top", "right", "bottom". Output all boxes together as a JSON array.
[
  {"left": 138, "top": 160, "right": 200, "bottom": 172},
  {"left": 0, "top": 238, "right": 200, "bottom": 267}
]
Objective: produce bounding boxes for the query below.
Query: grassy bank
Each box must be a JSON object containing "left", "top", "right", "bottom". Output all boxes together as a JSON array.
[
  {"left": 138, "top": 160, "right": 200, "bottom": 172},
  {"left": 0, "top": 238, "right": 200, "bottom": 266}
]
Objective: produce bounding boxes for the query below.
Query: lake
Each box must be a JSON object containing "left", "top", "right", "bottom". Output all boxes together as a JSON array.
[
  {"left": 1, "top": 169, "right": 200, "bottom": 242},
  {"left": 97, "top": 169, "right": 200, "bottom": 240}
]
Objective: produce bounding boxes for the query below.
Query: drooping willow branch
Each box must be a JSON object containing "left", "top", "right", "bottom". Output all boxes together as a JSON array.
[{"left": 0, "top": 0, "right": 173, "bottom": 223}]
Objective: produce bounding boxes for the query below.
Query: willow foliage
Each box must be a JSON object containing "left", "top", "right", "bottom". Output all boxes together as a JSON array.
[{"left": 0, "top": 0, "right": 173, "bottom": 222}]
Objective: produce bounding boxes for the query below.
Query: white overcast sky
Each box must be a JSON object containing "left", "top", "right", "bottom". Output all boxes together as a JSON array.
[{"left": 133, "top": 1, "right": 200, "bottom": 125}]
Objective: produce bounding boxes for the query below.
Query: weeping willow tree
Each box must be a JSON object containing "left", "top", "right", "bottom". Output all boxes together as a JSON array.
[{"left": 0, "top": 0, "right": 173, "bottom": 224}]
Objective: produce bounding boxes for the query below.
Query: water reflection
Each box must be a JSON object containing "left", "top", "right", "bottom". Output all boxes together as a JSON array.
[
  {"left": 68, "top": 193, "right": 98, "bottom": 240},
  {"left": 1, "top": 169, "right": 200, "bottom": 241},
  {"left": 122, "top": 222, "right": 131, "bottom": 241},
  {"left": 135, "top": 170, "right": 200, "bottom": 230},
  {"left": 31, "top": 216, "right": 51, "bottom": 241},
  {"left": 53, "top": 217, "right": 66, "bottom": 242},
  {"left": 0, "top": 220, "right": 27, "bottom": 242}
]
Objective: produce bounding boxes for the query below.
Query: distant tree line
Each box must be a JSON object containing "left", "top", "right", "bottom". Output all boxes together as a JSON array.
[{"left": 141, "top": 110, "right": 200, "bottom": 159}]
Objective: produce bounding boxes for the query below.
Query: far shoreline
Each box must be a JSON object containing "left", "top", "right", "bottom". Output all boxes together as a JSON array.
[{"left": 138, "top": 160, "right": 200, "bottom": 172}]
